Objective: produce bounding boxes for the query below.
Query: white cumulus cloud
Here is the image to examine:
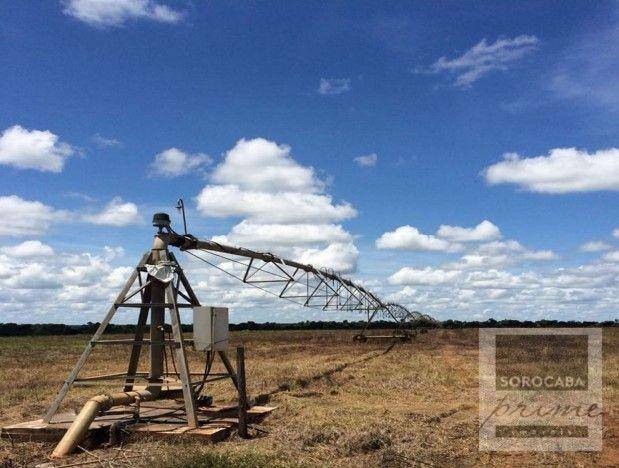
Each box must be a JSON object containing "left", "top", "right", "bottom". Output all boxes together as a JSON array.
[
  {"left": 196, "top": 139, "right": 356, "bottom": 224},
  {"left": 211, "top": 138, "right": 323, "bottom": 193},
  {"left": 376, "top": 225, "right": 462, "bottom": 252},
  {"left": 388, "top": 267, "right": 463, "bottom": 286},
  {"left": 448, "top": 239, "right": 556, "bottom": 268},
  {"left": 151, "top": 147, "right": 212, "bottom": 177},
  {"left": 0, "top": 244, "right": 158, "bottom": 323},
  {"left": 194, "top": 138, "right": 360, "bottom": 274},
  {"left": 0, "top": 240, "right": 54, "bottom": 257},
  {"left": 444, "top": 253, "right": 511, "bottom": 270},
  {"left": 82, "top": 197, "right": 142, "bottom": 226},
  {"left": 483, "top": 147, "right": 619, "bottom": 193},
  {"left": 196, "top": 185, "right": 356, "bottom": 224},
  {"left": 0, "top": 195, "right": 69, "bottom": 236},
  {"left": 602, "top": 251, "right": 619, "bottom": 262},
  {"left": 437, "top": 220, "right": 501, "bottom": 242},
  {"left": 3, "top": 263, "right": 63, "bottom": 289},
  {"left": 63, "top": 0, "right": 184, "bottom": 27},
  {"left": 0, "top": 125, "right": 76, "bottom": 172},
  {"left": 377, "top": 221, "right": 501, "bottom": 252},
  {"left": 476, "top": 240, "right": 524, "bottom": 255},
  {"left": 380, "top": 241, "right": 619, "bottom": 321},
  {"left": 212, "top": 221, "right": 352, "bottom": 250},
  {"left": 521, "top": 250, "right": 558, "bottom": 261},
  {"left": 296, "top": 242, "right": 359, "bottom": 273}
]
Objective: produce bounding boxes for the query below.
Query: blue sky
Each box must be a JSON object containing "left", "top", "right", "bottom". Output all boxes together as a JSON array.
[{"left": 1, "top": 1, "right": 618, "bottom": 324}]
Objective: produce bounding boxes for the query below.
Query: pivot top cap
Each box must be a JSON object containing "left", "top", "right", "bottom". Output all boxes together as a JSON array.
[{"left": 152, "top": 212, "right": 171, "bottom": 229}]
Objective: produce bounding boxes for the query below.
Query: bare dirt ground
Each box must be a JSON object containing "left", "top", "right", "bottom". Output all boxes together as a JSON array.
[{"left": 0, "top": 328, "right": 617, "bottom": 467}]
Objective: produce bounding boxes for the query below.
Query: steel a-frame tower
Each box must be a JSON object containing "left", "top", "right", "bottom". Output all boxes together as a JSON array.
[{"left": 44, "top": 218, "right": 240, "bottom": 458}]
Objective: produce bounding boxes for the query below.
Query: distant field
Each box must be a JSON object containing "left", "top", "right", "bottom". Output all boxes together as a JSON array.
[{"left": 0, "top": 329, "right": 617, "bottom": 467}]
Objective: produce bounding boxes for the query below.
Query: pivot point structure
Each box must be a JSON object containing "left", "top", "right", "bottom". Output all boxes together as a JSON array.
[{"left": 34, "top": 213, "right": 258, "bottom": 457}]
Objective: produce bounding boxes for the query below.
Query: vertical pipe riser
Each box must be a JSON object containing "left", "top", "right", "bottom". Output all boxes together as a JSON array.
[{"left": 148, "top": 235, "right": 168, "bottom": 395}]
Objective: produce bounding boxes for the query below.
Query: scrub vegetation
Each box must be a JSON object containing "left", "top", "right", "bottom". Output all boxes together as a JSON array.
[{"left": 0, "top": 328, "right": 616, "bottom": 467}]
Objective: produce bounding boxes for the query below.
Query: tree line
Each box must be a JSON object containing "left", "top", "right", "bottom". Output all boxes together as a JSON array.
[{"left": 0, "top": 318, "right": 615, "bottom": 336}]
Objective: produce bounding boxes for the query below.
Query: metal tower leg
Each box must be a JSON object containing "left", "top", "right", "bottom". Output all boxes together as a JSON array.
[
  {"left": 353, "top": 308, "right": 380, "bottom": 341},
  {"left": 217, "top": 351, "right": 239, "bottom": 390},
  {"left": 166, "top": 284, "right": 198, "bottom": 427},
  {"left": 170, "top": 252, "right": 201, "bottom": 307},
  {"left": 123, "top": 284, "right": 152, "bottom": 391},
  {"left": 43, "top": 252, "right": 150, "bottom": 423}
]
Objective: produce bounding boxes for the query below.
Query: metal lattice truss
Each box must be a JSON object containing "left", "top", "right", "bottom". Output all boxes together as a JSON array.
[{"left": 166, "top": 235, "right": 438, "bottom": 327}]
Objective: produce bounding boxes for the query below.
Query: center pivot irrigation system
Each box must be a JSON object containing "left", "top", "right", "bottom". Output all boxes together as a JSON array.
[
  {"left": 163, "top": 205, "right": 438, "bottom": 340},
  {"left": 2, "top": 205, "right": 438, "bottom": 457}
]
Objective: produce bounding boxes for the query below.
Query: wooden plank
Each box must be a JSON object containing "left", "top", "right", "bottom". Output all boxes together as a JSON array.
[
  {"left": 74, "top": 372, "right": 149, "bottom": 381},
  {"left": 132, "top": 423, "right": 230, "bottom": 442},
  {"left": 96, "top": 339, "right": 194, "bottom": 345},
  {"left": 363, "top": 335, "right": 409, "bottom": 339},
  {"left": 3, "top": 401, "right": 276, "bottom": 443},
  {"left": 248, "top": 405, "right": 277, "bottom": 416},
  {"left": 4, "top": 405, "right": 275, "bottom": 429}
]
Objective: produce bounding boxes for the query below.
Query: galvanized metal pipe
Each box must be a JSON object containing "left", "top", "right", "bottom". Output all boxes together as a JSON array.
[
  {"left": 148, "top": 235, "right": 168, "bottom": 395},
  {"left": 51, "top": 389, "right": 156, "bottom": 458},
  {"left": 165, "top": 233, "right": 438, "bottom": 323}
]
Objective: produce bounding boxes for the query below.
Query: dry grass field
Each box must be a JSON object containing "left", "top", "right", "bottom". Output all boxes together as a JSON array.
[{"left": 0, "top": 328, "right": 617, "bottom": 467}]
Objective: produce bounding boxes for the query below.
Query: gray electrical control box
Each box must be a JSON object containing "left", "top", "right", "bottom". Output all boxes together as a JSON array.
[{"left": 192, "top": 306, "right": 229, "bottom": 351}]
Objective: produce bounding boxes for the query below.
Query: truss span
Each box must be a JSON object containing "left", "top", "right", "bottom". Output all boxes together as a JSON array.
[{"left": 164, "top": 234, "right": 438, "bottom": 326}]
